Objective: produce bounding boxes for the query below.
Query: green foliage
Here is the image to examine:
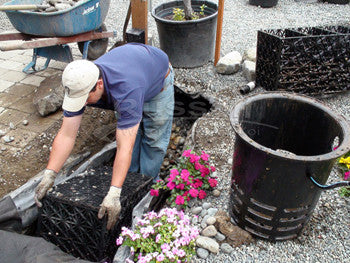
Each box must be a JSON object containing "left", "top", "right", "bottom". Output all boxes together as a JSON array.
[
  {"left": 339, "top": 187, "right": 350, "bottom": 197},
  {"left": 172, "top": 4, "right": 207, "bottom": 21},
  {"left": 173, "top": 8, "right": 185, "bottom": 21}
]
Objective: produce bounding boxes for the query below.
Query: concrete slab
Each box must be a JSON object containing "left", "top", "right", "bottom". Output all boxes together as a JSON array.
[
  {"left": 2, "top": 128, "right": 38, "bottom": 148},
  {"left": 20, "top": 75, "right": 45, "bottom": 87},
  {"left": 0, "top": 109, "right": 30, "bottom": 126},
  {"left": 0, "top": 60, "right": 25, "bottom": 71},
  {"left": 0, "top": 50, "right": 24, "bottom": 60},
  {"left": 8, "top": 94, "right": 37, "bottom": 114},
  {"left": 0, "top": 92, "right": 21, "bottom": 107},
  {"left": 5, "top": 83, "right": 36, "bottom": 98},
  {"left": 1, "top": 70, "right": 27, "bottom": 83},
  {"left": 35, "top": 67, "right": 62, "bottom": 78},
  {"left": 0, "top": 80, "right": 14, "bottom": 92}
]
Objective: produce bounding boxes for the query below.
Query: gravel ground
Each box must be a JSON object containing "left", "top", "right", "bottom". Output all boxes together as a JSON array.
[{"left": 0, "top": 0, "right": 349, "bottom": 262}]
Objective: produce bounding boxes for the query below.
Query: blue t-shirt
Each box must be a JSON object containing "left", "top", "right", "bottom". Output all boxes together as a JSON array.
[{"left": 63, "top": 43, "right": 169, "bottom": 129}]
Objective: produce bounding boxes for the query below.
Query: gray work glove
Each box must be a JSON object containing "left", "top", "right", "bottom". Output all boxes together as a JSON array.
[
  {"left": 34, "top": 169, "right": 57, "bottom": 207},
  {"left": 98, "top": 186, "right": 122, "bottom": 230}
]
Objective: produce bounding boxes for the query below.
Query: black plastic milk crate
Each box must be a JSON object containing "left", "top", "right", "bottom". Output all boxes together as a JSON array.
[
  {"left": 256, "top": 25, "right": 350, "bottom": 96},
  {"left": 37, "top": 167, "right": 153, "bottom": 262}
]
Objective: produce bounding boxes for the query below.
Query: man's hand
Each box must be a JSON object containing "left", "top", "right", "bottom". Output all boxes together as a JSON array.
[
  {"left": 98, "top": 186, "right": 122, "bottom": 230},
  {"left": 34, "top": 169, "right": 57, "bottom": 207}
]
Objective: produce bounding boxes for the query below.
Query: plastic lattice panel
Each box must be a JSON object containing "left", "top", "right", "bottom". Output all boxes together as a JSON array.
[
  {"left": 38, "top": 167, "right": 153, "bottom": 262},
  {"left": 256, "top": 25, "right": 350, "bottom": 96}
]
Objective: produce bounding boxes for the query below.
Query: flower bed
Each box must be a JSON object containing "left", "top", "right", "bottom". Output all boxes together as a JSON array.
[
  {"left": 151, "top": 149, "right": 217, "bottom": 208},
  {"left": 117, "top": 208, "right": 199, "bottom": 263}
]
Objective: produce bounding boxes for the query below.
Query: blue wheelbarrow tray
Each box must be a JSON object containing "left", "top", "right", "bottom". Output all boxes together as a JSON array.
[{"left": 3, "top": 0, "right": 110, "bottom": 37}]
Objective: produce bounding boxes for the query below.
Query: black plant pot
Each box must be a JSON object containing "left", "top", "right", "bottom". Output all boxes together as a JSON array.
[
  {"left": 323, "top": 0, "right": 349, "bottom": 4},
  {"left": 249, "top": 0, "right": 278, "bottom": 8},
  {"left": 152, "top": 0, "right": 218, "bottom": 68}
]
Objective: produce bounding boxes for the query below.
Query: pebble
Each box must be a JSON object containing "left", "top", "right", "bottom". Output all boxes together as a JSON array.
[
  {"left": 207, "top": 208, "right": 218, "bottom": 216},
  {"left": 3, "top": 135, "right": 14, "bottom": 143},
  {"left": 206, "top": 216, "right": 216, "bottom": 225},
  {"left": 0, "top": 130, "right": 6, "bottom": 137},
  {"left": 192, "top": 206, "right": 202, "bottom": 215},
  {"left": 200, "top": 209, "right": 208, "bottom": 217},
  {"left": 9, "top": 122, "right": 15, "bottom": 129},
  {"left": 196, "top": 248, "right": 209, "bottom": 259},
  {"left": 202, "top": 225, "right": 218, "bottom": 237},
  {"left": 192, "top": 216, "right": 199, "bottom": 225},
  {"left": 202, "top": 202, "right": 212, "bottom": 209},
  {"left": 212, "top": 189, "right": 221, "bottom": 197},
  {"left": 221, "top": 243, "right": 233, "bottom": 254},
  {"left": 196, "top": 236, "right": 220, "bottom": 254},
  {"left": 215, "top": 232, "right": 226, "bottom": 242}
]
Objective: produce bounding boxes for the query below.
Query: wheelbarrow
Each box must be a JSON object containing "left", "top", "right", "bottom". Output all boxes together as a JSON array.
[{"left": 0, "top": 0, "right": 116, "bottom": 73}]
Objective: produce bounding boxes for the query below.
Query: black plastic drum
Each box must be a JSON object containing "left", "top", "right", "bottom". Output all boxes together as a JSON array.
[{"left": 229, "top": 92, "right": 350, "bottom": 241}]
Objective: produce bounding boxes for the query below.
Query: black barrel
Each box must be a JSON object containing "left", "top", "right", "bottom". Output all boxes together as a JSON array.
[{"left": 229, "top": 92, "right": 350, "bottom": 241}]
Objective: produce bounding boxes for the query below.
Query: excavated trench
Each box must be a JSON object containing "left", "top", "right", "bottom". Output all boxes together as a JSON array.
[{"left": 35, "top": 86, "right": 213, "bottom": 262}]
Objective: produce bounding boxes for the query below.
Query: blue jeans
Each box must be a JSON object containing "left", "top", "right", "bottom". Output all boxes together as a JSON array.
[{"left": 128, "top": 66, "right": 174, "bottom": 181}]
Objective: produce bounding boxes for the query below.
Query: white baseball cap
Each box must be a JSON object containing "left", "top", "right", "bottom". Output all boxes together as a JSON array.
[{"left": 62, "top": 60, "right": 99, "bottom": 112}]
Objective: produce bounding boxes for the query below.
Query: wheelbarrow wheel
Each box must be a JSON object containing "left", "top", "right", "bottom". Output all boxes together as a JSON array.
[{"left": 78, "top": 24, "right": 108, "bottom": 60}]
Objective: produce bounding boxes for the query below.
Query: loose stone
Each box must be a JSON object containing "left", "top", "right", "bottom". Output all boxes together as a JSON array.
[
  {"left": 9, "top": 122, "right": 15, "bottom": 129},
  {"left": 196, "top": 236, "right": 220, "bottom": 254},
  {"left": 207, "top": 208, "right": 218, "bottom": 216},
  {"left": 192, "top": 216, "right": 199, "bottom": 225},
  {"left": 215, "top": 232, "right": 226, "bottom": 242},
  {"left": 22, "top": 120, "right": 29, "bottom": 126},
  {"left": 0, "top": 130, "right": 6, "bottom": 137},
  {"left": 3, "top": 135, "right": 14, "bottom": 143},
  {"left": 191, "top": 206, "right": 202, "bottom": 215},
  {"left": 196, "top": 248, "right": 209, "bottom": 259},
  {"left": 200, "top": 208, "right": 208, "bottom": 217},
  {"left": 212, "top": 189, "right": 221, "bottom": 197},
  {"left": 206, "top": 216, "right": 216, "bottom": 225},
  {"left": 202, "top": 202, "right": 212, "bottom": 210},
  {"left": 221, "top": 243, "right": 234, "bottom": 254},
  {"left": 202, "top": 225, "right": 218, "bottom": 237}
]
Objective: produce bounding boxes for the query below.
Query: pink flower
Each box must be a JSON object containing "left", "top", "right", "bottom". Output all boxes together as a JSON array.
[
  {"left": 345, "top": 171, "right": 350, "bottom": 180},
  {"left": 175, "top": 195, "right": 185, "bottom": 205},
  {"left": 176, "top": 183, "right": 185, "bottom": 190},
  {"left": 181, "top": 169, "right": 190, "bottom": 181},
  {"left": 190, "top": 154, "right": 200, "bottom": 163},
  {"left": 200, "top": 166, "right": 210, "bottom": 177},
  {"left": 189, "top": 188, "right": 198, "bottom": 198},
  {"left": 156, "top": 234, "right": 161, "bottom": 243},
  {"left": 201, "top": 151, "right": 210, "bottom": 161},
  {"left": 193, "top": 179, "right": 203, "bottom": 188},
  {"left": 167, "top": 181, "right": 176, "bottom": 190},
  {"left": 208, "top": 178, "right": 218, "bottom": 188},
  {"left": 116, "top": 236, "right": 123, "bottom": 245},
  {"left": 156, "top": 254, "right": 165, "bottom": 262},
  {"left": 161, "top": 243, "right": 170, "bottom": 252},
  {"left": 150, "top": 189, "right": 159, "bottom": 196},
  {"left": 198, "top": 190, "right": 206, "bottom": 199},
  {"left": 195, "top": 162, "right": 203, "bottom": 171},
  {"left": 210, "top": 166, "right": 216, "bottom": 172},
  {"left": 170, "top": 169, "right": 179, "bottom": 176},
  {"left": 182, "top": 149, "right": 192, "bottom": 157}
]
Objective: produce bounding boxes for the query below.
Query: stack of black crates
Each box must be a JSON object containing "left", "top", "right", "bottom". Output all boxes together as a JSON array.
[
  {"left": 37, "top": 167, "right": 153, "bottom": 262},
  {"left": 256, "top": 25, "right": 350, "bottom": 96}
]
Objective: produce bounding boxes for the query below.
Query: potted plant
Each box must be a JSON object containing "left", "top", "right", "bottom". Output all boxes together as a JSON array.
[{"left": 152, "top": 0, "right": 218, "bottom": 68}]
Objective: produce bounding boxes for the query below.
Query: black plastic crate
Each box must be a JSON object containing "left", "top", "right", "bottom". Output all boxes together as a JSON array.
[
  {"left": 37, "top": 167, "right": 153, "bottom": 262},
  {"left": 256, "top": 25, "right": 350, "bottom": 96}
]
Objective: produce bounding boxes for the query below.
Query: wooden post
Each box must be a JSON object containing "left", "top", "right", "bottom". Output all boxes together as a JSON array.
[
  {"left": 214, "top": 0, "right": 224, "bottom": 66},
  {"left": 131, "top": 0, "right": 148, "bottom": 44}
]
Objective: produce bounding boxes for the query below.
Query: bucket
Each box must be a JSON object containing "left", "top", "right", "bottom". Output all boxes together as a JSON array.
[{"left": 229, "top": 92, "right": 350, "bottom": 241}]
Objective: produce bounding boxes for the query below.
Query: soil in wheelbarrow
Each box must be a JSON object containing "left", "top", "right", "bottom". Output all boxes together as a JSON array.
[{"left": 0, "top": 86, "right": 212, "bottom": 198}]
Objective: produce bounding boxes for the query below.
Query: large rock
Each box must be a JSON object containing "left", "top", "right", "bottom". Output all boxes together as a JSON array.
[
  {"left": 215, "top": 51, "right": 242, "bottom": 75},
  {"left": 33, "top": 72, "right": 64, "bottom": 116},
  {"left": 196, "top": 236, "right": 220, "bottom": 254},
  {"left": 242, "top": 60, "right": 256, "bottom": 82},
  {"left": 242, "top": 47, "right": 257, "bottom": 62},
  {"left": 214, "top": 210, "right": 254, "bottom": 247}
]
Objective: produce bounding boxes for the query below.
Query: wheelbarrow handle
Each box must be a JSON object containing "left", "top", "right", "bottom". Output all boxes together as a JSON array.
[
  {"left": 308, "top": 174, "right": 350, "bottom": 190},
  {"left": 0, "top": 4, "right": 49, "bottom": 11}
]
